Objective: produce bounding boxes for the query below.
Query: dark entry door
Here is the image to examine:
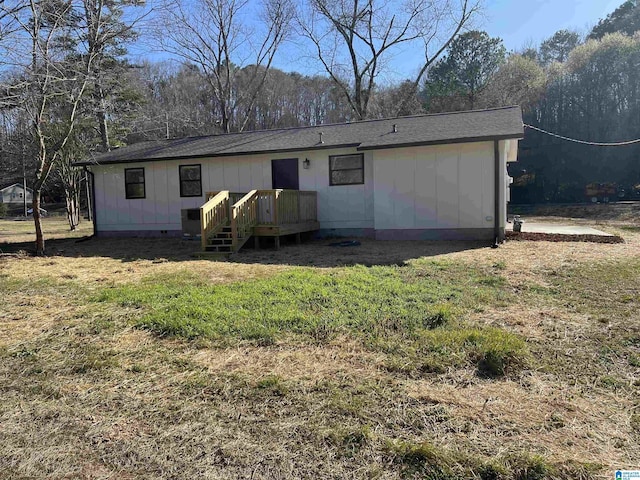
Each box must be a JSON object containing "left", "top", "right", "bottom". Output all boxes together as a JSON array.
[{"left": 271, "top": 158, "right": 299, "bottom": 190}]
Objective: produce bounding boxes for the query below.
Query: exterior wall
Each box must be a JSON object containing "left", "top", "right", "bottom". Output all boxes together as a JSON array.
[
  {"left": 91, "top": 140, "right": 516, "bottom": 241},
  {"left": 372, "top": 142, "right": 496, "bottom": 235},
  {"left": 1, "top": 184, "right": 32, "bottom": 204},
  {"left": 91, "top": 147, "right": 373, "bottom": 234},
  {"left": 298, "top": 150, "right": 374, "bottom": 232}
]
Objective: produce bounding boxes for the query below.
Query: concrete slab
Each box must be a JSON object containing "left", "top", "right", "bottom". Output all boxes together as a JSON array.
[{"left": 508, "top": 222, "right": 614, "bottom": 237}]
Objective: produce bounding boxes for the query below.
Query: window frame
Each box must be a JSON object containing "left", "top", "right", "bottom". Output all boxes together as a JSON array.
[
  {"left": 179, "top": 164, "right": 203, "bottom": 198},
  {"left": 328, "top": 153, "right": 365, "bottom": 186},
  {"left": 124, "top": 167, "right": 146, "bottom": 199}
]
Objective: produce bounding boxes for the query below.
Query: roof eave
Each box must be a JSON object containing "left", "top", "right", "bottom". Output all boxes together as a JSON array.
[
  {"left": 73, "top": 142, "right": 364, "bottom": 167},
  {"left": 74, "top": 133, "right": 525, "bottom": 167},
  {"left": 356, "top": 133, "right": 524, "bottom": 152}
]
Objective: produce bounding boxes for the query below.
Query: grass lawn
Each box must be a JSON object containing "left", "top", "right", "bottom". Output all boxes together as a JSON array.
[
  {"left": 0, "top": 215, "right": 639, "bottom": 479},
  {"left": 0, "top": 215, "right": 93, "bottom": 245}
]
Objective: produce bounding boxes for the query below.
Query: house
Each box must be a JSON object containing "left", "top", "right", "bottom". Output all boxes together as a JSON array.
[
  {"left": 0, "top": 183, "right": 33, "bottom": 204},
  {"left": 76, "top": 106, "right": 523, "bottom": 252}
]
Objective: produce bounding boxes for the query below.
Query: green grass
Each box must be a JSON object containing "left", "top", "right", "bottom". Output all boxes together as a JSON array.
[
  {"left": 96, "top": 262, "right": 527, "bottom": 376},
  {"left": 384, "top": 439, "right": 567, "bottom": 480}
]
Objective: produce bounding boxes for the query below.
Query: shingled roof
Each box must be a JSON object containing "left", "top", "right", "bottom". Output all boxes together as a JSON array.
[{"left": 76, "top": 106, "right": 523, "bottom": 166}]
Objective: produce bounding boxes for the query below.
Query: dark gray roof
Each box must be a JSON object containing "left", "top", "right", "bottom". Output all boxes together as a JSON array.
[{"left": 76, "top": 106, "right": 523, "bottom": 166}]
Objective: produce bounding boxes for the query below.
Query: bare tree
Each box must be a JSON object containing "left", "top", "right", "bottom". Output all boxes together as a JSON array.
[
  {"left": 55, "top": 151, "right": 83, "bottom": 230},
  {"left": 0, "top": 0, "right": 98, "bottom": 255},
  {"left": 156, "top": 0, "right": 293, "bottom": 133},
  {"left": 298, "top": 0, "right": 480, "bottom": 119}
]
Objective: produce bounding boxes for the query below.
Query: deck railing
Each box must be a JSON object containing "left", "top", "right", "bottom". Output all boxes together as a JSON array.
[
  {"left": 206, "top": 191, "right": 245, "bottom": 205},
  {"left": 256, "top": 190, "right": 317, "bottom": 225},
  {"left": 200, "top": 190, "right": 230, "bottom": 250},
  {"left": 231, "top": 190, "right": 258, "bottom": 249},
  {"left": 298, "top": 191, "right": 318, "bottom": 223},
  {"left": 200, "top": 189, "right": 318, "bottom": 251}
]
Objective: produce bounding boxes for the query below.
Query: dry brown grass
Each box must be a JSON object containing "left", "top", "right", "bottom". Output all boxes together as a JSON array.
[
  {"left": 1, "top": 211, "right": 639, "bottom": 478},
  {"left": 406, "top": 374, "right": 634, "bottom": 468},
  {"left": 0, "top": 215, "right": 93, "bottom": 244}
]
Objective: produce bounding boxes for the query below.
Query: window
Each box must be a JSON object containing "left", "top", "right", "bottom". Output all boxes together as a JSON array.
[
  {"left": 179, "top": 164, "right": 202, "bottom": 197},
  {"left": 329, "top": 154, "right": 364, "bottom": 186},
  {"left": 125, "top": 168, "right": 145, "bottom": 199}
]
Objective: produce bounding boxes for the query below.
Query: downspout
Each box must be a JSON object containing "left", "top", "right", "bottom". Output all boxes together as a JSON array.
[
  {"left": 493, "top": 140, "right": 501, "bottom": 248},
  {"left": 77, "top": 166, "right": 97, "bottom": 241}
]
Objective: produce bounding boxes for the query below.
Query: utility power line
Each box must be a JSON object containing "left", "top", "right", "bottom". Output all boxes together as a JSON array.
[{"left": 524, "top": 124, "right": 640, "bottom": 147}]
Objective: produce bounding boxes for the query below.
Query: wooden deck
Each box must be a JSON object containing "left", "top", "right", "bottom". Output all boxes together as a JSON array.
[{"left": 200, "top": 189, "right": 319, "bottom": 253}]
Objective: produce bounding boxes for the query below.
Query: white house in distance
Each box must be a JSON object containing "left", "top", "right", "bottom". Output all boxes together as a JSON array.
[
  {"left": 0, "top": 183, "right": 32, "bottom": 204},
  {"left": 77, "top": 106, "right": 523, "bottom": 252}
]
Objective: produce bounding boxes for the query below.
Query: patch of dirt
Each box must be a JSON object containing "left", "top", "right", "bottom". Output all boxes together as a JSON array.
[{"left": 506, "top": 231, "right": 624, "bottom": 243}]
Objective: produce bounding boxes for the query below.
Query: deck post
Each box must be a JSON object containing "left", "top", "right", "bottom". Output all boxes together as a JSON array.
[
  {"left": 274, "top": 236, "right": 280, "bottom": 250},
  {"left": 295, "top": 233, "right": 301, "bottom": 245},
  {"left": 273, "top": 190, "right": 279, "bottom": 226},
  {"left": 231, "top": 207, "right": 238, "bottom": 251},
  {"left": 200, "top": 205, "right": 207, "bottom": 251}
]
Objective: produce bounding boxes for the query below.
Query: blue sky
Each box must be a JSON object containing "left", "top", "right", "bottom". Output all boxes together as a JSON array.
[
  {"left": 132, "top": 0, "right": 625, "bottom": 81},
  {"left": 484, "top": 0, "right": 622, "bottom": 51},
  {"left": 275, "top": 0, "right": 625, "bottom": 81}
]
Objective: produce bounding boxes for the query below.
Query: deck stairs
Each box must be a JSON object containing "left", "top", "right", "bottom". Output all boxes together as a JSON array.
[
  {"left": 203, "top": 222, "right": 252, "bottom": 254},
  {"left": 198, "top": 189, "right": 319, "bottom": 256}
]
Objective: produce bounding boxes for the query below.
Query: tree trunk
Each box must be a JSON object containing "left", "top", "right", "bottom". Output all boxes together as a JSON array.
[
  {"left": 65, "top": 186, "right": 80, "bottom": 231},
  {"left": 32, "top": 190, "right": 45, "bottom": 256},
  {"left": 85, "top": 173, "right": 93, "bottom": 222},
  {"left": 96, "top": 83, "right": 110, "bottom": 151}
]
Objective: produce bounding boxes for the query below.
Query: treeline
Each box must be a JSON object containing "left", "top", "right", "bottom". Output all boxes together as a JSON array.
[
  {"left": 1, "top": 0, "right": 639, "bottom": 251},
  {"left": 519, "top": 30, "right": 640, "bottom": 203},
  {"left": 131, "top": 0, "right": 640, "bottom": 204}
]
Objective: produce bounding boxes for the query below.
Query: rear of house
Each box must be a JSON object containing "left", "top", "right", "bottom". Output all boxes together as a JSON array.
[{"left": 77, "top": 107, "right": 523, "bottom": 247}]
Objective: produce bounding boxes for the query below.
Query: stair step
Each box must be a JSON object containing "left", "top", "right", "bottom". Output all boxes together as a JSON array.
[
  {"left": 208, "top": 238, "right": 233, "bottom": 245},
  {"left": 205, "top": 244, "right": 234, "bottom": 252}
]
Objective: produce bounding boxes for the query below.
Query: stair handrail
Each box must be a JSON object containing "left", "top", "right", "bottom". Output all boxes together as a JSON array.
[
  {"left": 231, "top": 189, "right": 258, "bottom": 249},
  {"left": 200, "top": 190, "right": 230, "bottom": 250}
]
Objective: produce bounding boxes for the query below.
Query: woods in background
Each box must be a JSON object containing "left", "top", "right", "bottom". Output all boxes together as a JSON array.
[{"left": 1, "top": 0, "right": 640, "bottom": 251}]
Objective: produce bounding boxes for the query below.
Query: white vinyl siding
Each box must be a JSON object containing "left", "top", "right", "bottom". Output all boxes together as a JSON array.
[
  {"left": 372, "top": 142, "right": 496, "bottom": 230},
  {"left": 91, "top": 139, "right": 513, "bottom": 235}
]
